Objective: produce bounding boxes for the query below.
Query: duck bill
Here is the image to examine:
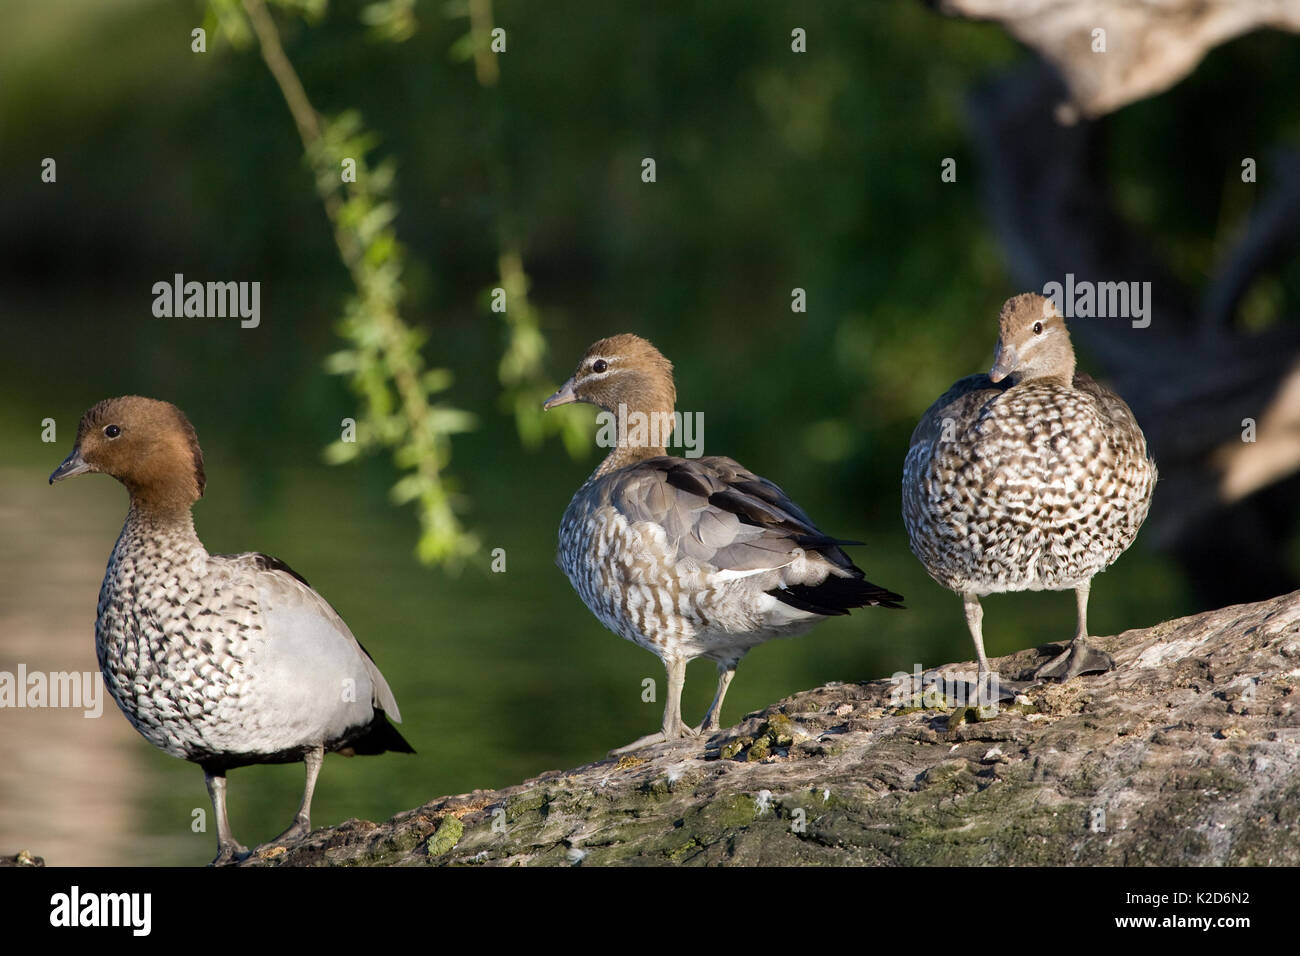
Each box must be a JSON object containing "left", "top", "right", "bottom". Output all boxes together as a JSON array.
[
  {"left": 989, "top": 343, "right": 1017, "bottom": 384},
  {"left": 49, "top": 448, "right": 92, "bottom": 484},
  {"left": 543, "top": 378, "right": 578, "bottom": 410}
]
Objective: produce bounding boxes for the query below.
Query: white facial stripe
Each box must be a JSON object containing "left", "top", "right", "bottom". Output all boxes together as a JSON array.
[
  {"left": 579, "top": 360, "right": 625, "bottom": 385},
  {"left": 1019, "top": 325, "right": 1057, "bottom": 354}
]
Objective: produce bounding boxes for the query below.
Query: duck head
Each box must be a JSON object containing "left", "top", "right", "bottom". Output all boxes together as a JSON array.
[
  {"left": 544, "top": 333, "right": 677, "bottom": 417},
  {"left": 989, "top": 293, "right": 1077, "bottom": 385},
  {"left": 50, "top": 396, "right": 206, "bottom": 512}
]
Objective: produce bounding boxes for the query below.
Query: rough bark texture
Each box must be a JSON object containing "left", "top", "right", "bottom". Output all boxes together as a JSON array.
[
  {"left": 935, "top": 0, "right": 1300, "bottom": 118},
  {"left": 240, "top": 590, "right": 1300, "bottom": 866}
]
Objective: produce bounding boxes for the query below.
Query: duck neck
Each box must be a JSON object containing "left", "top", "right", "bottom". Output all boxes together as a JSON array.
[
  {"left": 1016, "top": 339, "right": 1077, "bottom": 387},
  {"left": 1014, "top": 363, "right": 1075, "bottom": 388},
  {"left": 593, "top": 399, "right": 675, "bottom": 478},
  {"left": 122, "top": 499, "right": 206, "bottom": 558}
]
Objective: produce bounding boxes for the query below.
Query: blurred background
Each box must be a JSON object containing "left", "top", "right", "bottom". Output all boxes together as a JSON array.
[{"left": 2, "top": 0, "right": 1297, "bottom": 865}]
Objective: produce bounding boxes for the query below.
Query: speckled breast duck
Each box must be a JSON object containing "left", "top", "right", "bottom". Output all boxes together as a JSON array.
[
  {"left": 50, "top": 396, "right": 413, "bottom": 864},
  {"left": 546, "top": 333, "right": 903, "bottom": 752},
  {"left": 902, "top": 293, "right": 1157, "bottom": 683}
]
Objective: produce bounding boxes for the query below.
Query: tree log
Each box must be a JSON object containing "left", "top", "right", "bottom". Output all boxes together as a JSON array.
[
  {"left": 934, "top": 0, "right": 1300, "bottom": 118},
  {"left": 239, "top": 590, "right": 1300, "bottom": 866}
]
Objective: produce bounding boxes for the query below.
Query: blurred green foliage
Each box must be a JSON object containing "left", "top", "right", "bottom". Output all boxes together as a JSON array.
[
  {"left": 209, "top": 0, "right": 589, "bottom": 565},
  {"left": 2, "top": 0, "right": 1297, "bottom": 864},
  {"left": 216, "top": 0, "right": 483, "bottom": 566}
]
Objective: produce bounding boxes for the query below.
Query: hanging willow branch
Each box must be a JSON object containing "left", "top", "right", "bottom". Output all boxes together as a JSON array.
[
  {"left": 451, "top": 0, "right": 591, "bottom": 458},
  {"left": 209, "top": 0, "right": 478, "bottom": 566}
]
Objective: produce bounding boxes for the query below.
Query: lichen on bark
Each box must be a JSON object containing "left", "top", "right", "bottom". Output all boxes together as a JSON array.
[{"left": 239, "top": 591, "right": 1300, "bottom": 867}]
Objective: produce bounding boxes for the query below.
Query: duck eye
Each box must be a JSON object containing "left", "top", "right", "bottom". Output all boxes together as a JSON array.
[
  {"left": 1033, "top": 321, "right": 1043, "bottom": 335},
  {"left": 104, "top": 425, "right": 121, "bottom": 439},
  {"left": 592, "top": 359, "right": 608, "bottom": 374}
]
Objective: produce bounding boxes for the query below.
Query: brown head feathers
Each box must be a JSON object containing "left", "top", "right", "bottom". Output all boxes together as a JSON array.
[
  {"left": 50, "top": 396, "right": 206, "bottom": 513},
  {"left": 544, "top": 333, "right": 682, "bottom": 475},
  {"left": 544, "top": 333, "right": 677, "bottom": 418},
  {"left": 989, "top": 293, "right": 1077, "bottom": 385}
]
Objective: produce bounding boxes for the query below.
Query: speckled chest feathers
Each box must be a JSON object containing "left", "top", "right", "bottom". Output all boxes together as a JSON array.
[
  {"left": 95, "top": 509, "right": 260, "bottom": 760},
  {"left": 556, "top": 469, "right": 811, "bottom": 664},
  {"left": 903, "top": 373, "right": 1156, "bottom": 594}
]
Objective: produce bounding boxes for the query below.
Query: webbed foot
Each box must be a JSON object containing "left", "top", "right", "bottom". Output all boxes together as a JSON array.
[
  {"left": 1033, "top": 638, "right": 1114, "bottom": 682},
  {"left": 269, "top": 815, "right": 311, "bottom": 846},
  {"left": 209, "top": 840, "right": 251, "bottom": 866},
  {"left": 608, "top": 724, "right": 699, "bottom": 756}
]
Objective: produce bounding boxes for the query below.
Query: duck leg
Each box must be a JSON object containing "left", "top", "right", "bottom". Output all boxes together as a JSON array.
[
  {"left": 694, "top": 662, "right": 737, "bottom": 735},
  {"left": 610, "top": 657, "right": 697, "bottom": 754},
  {"left": 203, "top": 768, "right": 250, "bottom": 866},
  {"left": 270, "top": 745, "right": 323, "bottom": 845},
  {"left": 953, "top": 592, "right": 1023, "bottom": 704},
  {"left": 1034, "top": 582, "right": 1115, "bottom": 681},
  {"left": 963, "top": 592, "right": 991, "bottom": 675}
]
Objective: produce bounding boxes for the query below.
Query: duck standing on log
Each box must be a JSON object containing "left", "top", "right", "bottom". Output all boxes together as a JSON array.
[
  {"left": 50, "top": 397, "right": 413, "bottom": 864},
  {"left": 902, "top": 293, "right": 1157, "bottom": 685},
  {"left": 546, "top": 333, "right": 903, "bottom": 753}
]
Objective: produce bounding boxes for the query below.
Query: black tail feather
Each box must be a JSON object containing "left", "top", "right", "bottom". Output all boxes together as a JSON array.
[
  {"left": 345, "top": 709, "right": 415, "bottom": 756},
  {"left": 793, "top": 533, "right": 866, "bottom": 549},
  {"left": 770, "top": 573, "right": 905, "bottom": 616}
]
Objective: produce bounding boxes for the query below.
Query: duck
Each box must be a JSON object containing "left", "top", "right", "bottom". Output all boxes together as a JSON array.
[
  {"left": 902, "top": 293, "right": 1157, "bottom": 686},
  {"left": 49, "top": 396, "right": 413, "bottom": 864},
  {"left": 545, "top": 333, "right": 903, "bottom": 752}
]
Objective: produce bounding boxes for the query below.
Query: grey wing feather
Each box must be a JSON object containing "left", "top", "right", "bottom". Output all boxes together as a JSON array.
[
  {"left": 603, "top": 456, "right": 853, "bottom": 579},
  {"left": 214, "top": 552, "right": 403, "bottom": 722}
]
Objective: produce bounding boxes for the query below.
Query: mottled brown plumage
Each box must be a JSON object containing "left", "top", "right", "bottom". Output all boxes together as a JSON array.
[
  {"left": 546, "top": 334, "right": 902, "bottom": 751},
  {"left": 902, "top": 293, "right": 1157, "bottom": 683}
]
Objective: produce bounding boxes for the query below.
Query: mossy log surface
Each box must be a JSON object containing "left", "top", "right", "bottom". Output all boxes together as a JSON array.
[{"left": 241, "top": 591, "right": 1300, "bottom": 866}]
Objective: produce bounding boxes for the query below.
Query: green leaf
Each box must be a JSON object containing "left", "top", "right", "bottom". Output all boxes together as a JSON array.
[
  {"left": 323, "top": 440, "right": 361, "bottom": 464},
  {"left": 389, "top": 473, "right": 427, "bottom": 505}
]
